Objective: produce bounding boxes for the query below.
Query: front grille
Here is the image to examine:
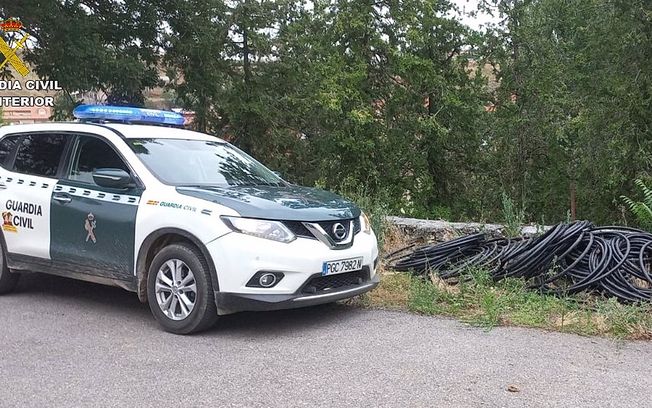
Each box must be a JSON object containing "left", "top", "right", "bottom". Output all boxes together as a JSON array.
[
  {"left": 283, "top": 221, "right": 315, "bottom": 239},
  {"left": 284, "top": 216, "right": 361, "bottom": 242},
  {"left": 301, "top": 269, "right": 368, "bottom": 294}
]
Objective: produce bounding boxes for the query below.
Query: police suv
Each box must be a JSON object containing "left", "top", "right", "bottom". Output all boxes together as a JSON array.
[{"left": 0, "top": 105, "right": 379, "bottom": 334}]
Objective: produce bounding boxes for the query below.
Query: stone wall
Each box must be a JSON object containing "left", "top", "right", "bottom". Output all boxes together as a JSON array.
[{"left": 386, "top": 216, "right": 546, "bottom": 242}]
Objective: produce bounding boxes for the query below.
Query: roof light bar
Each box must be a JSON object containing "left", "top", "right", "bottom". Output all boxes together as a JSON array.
[{"left": 73, "top": 105, "right": 185, "bottom": 126}]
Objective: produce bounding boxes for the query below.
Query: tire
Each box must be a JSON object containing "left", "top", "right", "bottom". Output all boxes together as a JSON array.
[
  {"left": 0, "top": 243, "right": 19, "bottom": 294},
  {"left": 147, "top": 243, "right": 218, "bottom": 334}
]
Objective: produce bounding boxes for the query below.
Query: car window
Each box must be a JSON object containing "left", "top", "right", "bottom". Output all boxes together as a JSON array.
[
  {"left": 14, "top": 134, "right": 67, "bottom": 178},
  {"left": 0, "top": 135, "right": 21, "bottom": 168},
  {"left": 68, "top": 136, "right": 129, "bottom": 185}
]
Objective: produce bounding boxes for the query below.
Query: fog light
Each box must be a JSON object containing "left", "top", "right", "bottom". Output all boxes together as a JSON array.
[
  {"left": 246, "top": 271, "right": 284, "bottom": 288},
  {"left": 259, "top": 273, "right": 277, "bottom": 288}
]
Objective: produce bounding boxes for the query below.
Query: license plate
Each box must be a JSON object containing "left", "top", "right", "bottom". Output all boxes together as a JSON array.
[{"left": 322, "top": 257, "right": 363, "bottom": 276}]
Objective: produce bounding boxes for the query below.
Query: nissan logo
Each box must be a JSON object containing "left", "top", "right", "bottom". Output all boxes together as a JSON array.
[{"left": 332, "top": 223, "right": 347, "bottom": 240}]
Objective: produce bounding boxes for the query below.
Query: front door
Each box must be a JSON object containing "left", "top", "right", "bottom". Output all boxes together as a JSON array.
[{"left": 50, "top": 135, "right": 143, "bottom": 281}]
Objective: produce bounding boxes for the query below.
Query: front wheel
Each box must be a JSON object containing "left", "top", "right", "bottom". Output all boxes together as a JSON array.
[
  {"left": 147, "top": 243, "right": 218, "bottom": 334},
  {"left": 0, "top": 243, "right": 19, "bottom": 294}
]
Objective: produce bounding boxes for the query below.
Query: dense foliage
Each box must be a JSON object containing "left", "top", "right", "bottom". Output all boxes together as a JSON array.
[{"left": 1, "top": 0, "right": 650, "bottom": 225}]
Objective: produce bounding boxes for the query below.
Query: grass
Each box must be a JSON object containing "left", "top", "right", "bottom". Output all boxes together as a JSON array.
[
  {"left": 351, "top": 225, "right": 652, "bottom": 340},
  {"left": 355, "top": 270, "right": 652, "bottom": 339}
]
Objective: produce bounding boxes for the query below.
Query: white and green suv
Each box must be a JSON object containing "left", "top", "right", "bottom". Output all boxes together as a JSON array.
[{"left": 0, "top": 105, "right": 380, "bottom": 334}]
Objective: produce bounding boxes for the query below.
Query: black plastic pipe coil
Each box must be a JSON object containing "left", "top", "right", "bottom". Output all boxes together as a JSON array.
[{"left": 387, "top": 221, "right": 652, "bottom": 302}]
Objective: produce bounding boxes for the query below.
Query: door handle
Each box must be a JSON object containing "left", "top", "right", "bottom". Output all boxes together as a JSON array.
[
  {"left": 53, "top": 193, "right": 72, "bottom": 204},
  {"left": 0, "top": 183, "right": 6, "bottom": 190}
]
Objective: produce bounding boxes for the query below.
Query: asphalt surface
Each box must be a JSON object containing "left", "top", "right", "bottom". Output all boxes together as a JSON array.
[{"left": 1, "top": 273, "right": 652, "bottom": 408}]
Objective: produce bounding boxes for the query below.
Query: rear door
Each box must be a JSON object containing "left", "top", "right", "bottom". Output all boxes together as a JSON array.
[
  {"left": 49, "top": 134, "right": 143, "bottom": 281},
  {"left": 0, "top": 133, "right": 67, "bottom": 259}
]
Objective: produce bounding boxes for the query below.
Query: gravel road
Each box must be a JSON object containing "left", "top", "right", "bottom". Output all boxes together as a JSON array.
[{"left": 1, "top": 273, "right": 651, "bottom": 407}]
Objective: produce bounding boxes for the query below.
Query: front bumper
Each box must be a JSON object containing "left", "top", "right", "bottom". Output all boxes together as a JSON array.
[
  {"left": 206, "top": 229, "right": 379, "bottom": 314},
  {"left": 215, "top": 273, "right": 380, "bottom": 314}
]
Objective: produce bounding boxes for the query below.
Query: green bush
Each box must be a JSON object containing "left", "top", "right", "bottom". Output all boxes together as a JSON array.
[
  {"left": 338, "top": 185, "right": 389, "bottom": 246},
  {"left": 621, "top": 179, "right": 652, "bottom": 231},
  {"left": 501, "top": 192, "right": 526, "bottom": 237}
]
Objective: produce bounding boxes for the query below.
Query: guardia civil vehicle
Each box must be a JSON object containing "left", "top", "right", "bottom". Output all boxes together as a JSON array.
[{"left": 0, "top": 105, "right": 379, "bottom": 334}]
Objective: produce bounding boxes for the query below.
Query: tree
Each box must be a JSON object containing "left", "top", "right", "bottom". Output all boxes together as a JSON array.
[
  {"left": 6, "top": 0, "right": 648, "bottom": 226},
  {"left": 2, "top": 0, "right": 161, "bottom": 110},
  {"left": 482, "top": 0, "right": 652, "bottom": 224},
  {"left": 161, "top": 0, "right": 231, "bottom": 132},
  {"left": 284, "top": 0, "right": 486, "bottom": 217}
]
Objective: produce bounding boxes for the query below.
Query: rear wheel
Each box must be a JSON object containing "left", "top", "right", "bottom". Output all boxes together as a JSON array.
[
  {"left": 147, "top": 243, "right": 218, "bottom": 334},
  {"left": 0, "top": 244, "right": 19, "bottom": 294}
]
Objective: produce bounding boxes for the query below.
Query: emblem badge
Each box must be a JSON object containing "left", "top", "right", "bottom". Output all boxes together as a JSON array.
[
  {"left": 332, "top": 223, "right": 347, "bottom": 240},
  {"left": 2, "top": 211, "right": 16, "bottom": 233},
  {"left": 85, "top": 213, "right": 97, "bottom": 243}
]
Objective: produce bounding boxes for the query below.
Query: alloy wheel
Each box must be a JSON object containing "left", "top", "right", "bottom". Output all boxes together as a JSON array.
[{"left": 155, "top": 259, "right": 197, "bottom": 321}]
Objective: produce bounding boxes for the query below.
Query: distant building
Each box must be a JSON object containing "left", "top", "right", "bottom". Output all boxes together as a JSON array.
[
  {"left": 2, "top": 105, "right": 51, "bottom": 124},
  {"left": 0, "top": 64, "right": 189, "bottom": 127},
  {"left": 0, "top": 60, "right": 56, "bottom": 124}
]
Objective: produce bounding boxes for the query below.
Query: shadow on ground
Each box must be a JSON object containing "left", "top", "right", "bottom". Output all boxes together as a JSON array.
[{"left": 11, "top": 272, "right": 362, "bottom": 336}]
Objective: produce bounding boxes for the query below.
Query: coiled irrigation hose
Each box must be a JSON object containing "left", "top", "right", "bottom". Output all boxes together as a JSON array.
[{"left": 387, "top": 221, "right": 652, "bottom": 302}]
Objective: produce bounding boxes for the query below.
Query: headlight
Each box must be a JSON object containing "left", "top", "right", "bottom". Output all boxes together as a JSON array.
[
  {"left": 360, "top": 212, "right": 372, "bottom": 234},
  {"left": 221, "top": 216, "right": 296, "bottom": 243}
]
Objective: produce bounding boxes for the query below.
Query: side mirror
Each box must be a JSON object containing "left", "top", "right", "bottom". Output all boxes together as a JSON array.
[{"left": 92, "top": 168, "right": 133, "bottom": 189}]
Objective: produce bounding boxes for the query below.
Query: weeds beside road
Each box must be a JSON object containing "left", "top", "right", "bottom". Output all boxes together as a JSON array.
[
  {"left": 354, "top": 226, "right": 652, "bottom": 340},
  {"left": 355, "top": 271, "right": 652, "bottom": 340}
]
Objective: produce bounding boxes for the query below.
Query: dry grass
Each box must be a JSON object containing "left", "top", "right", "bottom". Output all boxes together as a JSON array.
[
  {"left": 429, "top": 273, "right": 460, "bottom": 295},
  {"left": 355, "top": 271, "right": 411, "bottom": 309},
  {"left": 350, "top": 226, "right": 419, "bottom": 309}
]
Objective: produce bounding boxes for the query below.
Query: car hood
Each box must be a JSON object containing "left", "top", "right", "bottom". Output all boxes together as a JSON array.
[{"left": 176, "top": 185, "right": 361, "bottom": 221}]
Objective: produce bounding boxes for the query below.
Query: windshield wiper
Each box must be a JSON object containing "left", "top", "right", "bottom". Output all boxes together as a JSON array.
[{"left": 176, "top": 184, "right": 223, "bottom": 189}]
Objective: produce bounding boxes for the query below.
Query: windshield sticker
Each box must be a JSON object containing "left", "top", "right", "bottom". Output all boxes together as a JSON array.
[{"left": 85, "top": 213, "right": 97, "bottom": 243}]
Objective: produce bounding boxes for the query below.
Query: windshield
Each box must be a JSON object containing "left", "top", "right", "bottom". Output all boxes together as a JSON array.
[{"left": 128, "top": 138, "right": 284, "bottom": 187}]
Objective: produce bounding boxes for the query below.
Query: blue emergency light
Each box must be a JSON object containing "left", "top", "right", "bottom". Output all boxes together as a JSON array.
[{"left": 72, "top": 105, "right": 186, "bottom": 127}]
